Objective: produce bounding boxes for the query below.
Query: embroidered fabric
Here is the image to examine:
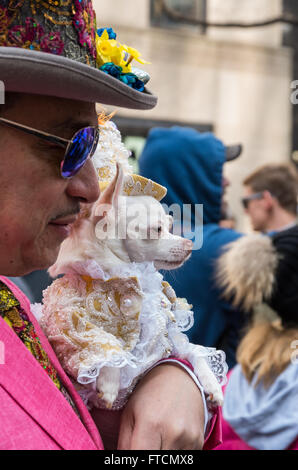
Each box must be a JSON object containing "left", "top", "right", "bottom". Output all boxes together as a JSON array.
[
  {"left": 93, "top": 121, "right": 133, "bottom": 185},
  {"left": 123, "top": 175, "right": 159, "bottom": 199},
  {"left": 40, "top": 274, "right": 141, "bottom": 380},
  {"left": 205, "top": 348, "right": 228, "bottom": 387},
  {"left": 0, "top": 0, "right": 97, "bottom": 65},
  {"left": 39, "top": 260, "right": 228, "bottom": 410},
  {"left": 0, "top": 280, "right": 82, "bottom": 419}
]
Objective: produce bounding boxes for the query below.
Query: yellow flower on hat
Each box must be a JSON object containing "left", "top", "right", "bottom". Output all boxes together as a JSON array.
[
  {"left": 96, "top": 29, "right": 149, "bottom": 73},
  {"left": 119, "top": 45, "right": 151, "bottom": 73},
  {"left": 96, "top": 29, "right": 121, "bottom": 67},
  {"left": 123, "top": 45, "right": 150, "bottom": 65}
]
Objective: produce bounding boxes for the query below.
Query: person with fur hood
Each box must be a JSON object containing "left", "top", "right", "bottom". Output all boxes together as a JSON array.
[{"left": 215, "top": 225, "right": 298, "bottom": 450}]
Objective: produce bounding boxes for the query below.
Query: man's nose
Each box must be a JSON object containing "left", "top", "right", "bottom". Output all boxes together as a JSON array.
[{"left": 65, "top": 159, "right": 100, "bottom": 204}]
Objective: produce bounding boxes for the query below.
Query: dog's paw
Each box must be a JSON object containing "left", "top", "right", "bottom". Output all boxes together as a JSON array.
[
  {"left": 99, "top": 390, "right": 118, "bottom": 409},
  {"left": 207, "top": 388, "right": 224, "bottom": 407},
  {"left": 96, "top": 367, "right": 120, "bottom": 409}
]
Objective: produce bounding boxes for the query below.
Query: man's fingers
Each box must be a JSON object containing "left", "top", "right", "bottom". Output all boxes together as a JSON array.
[
  {"left": 129, "top": 423, "right": 162, "bottom": 450},
  {"left": 117, "top": 364, "right": 205, "bottom": 450},
  {"left": 117, "top": 411, "right": 134, "bottom": 450},
  {"left": 118, "top": 413, "right": 162, "bottom": 450}
]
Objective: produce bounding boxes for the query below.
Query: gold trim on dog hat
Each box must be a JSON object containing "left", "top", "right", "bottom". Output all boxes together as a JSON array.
[
  {"left": 0, "top": 1, "right": 157, "bottom": 109},
  {"left": 122, "top": 174, "right": 167, "bottom": 202},
  {"left": 98, "top": 174, "right": 167, "bottom": 202}
]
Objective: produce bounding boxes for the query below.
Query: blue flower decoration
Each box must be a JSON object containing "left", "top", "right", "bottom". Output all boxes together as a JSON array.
[
  {"left": 97, "top": 27, "right": 117, "bottom": 40},
  {"left": 119, "top": 73, "right": 145, "bottom": 92},
  {"left": 100, "top": 62, "right": 122, "bottom": 79},
  {"left": 100, "top": 63, "right": 145, "bottom": 92}
]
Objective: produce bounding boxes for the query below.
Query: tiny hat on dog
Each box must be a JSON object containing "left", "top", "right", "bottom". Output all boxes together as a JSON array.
[
  {"left": 122, "top": 174, "right": 167, "bottom": 202},
  {"left": 99, "top": 173, "right": 167, "bottom": 202},
  {"left": 0, "top": 0, "right": 157, "bottom": 109},
  {"left": 93, "top": 119, "right": 167, "bottom": 201}
]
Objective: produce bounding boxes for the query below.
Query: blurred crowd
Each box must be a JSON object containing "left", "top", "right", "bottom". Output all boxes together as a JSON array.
[{"left": 139, "top": 127, "right": 298, "bottom": 450}]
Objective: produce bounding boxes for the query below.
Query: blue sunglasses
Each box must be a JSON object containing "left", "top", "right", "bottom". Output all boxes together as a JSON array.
[{"left": 0, "top": 117, "right": 99, "bottom": 178}]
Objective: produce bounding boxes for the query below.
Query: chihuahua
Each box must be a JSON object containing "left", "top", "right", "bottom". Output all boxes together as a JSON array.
[{"left": 40, "top": 165, "right": 224, "bottom": 411}]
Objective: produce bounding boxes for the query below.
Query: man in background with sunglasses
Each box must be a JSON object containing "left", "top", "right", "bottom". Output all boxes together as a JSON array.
[
  {"left": 242, "top": 164, "right": 298, "bottom": 234},
  {"left": 0, "top": 0, "right": 214, "bottom": 451}
]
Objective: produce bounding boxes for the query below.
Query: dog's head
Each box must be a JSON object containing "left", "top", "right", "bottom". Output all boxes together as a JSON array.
[
  {"left": 93, "top": 165, "right": 193, "bottom": 271},
  {"left": 50, "top": 165, "right": 192, "bottom": 276}
]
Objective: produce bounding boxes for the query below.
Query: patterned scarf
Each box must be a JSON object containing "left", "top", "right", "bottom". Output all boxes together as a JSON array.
[{"left": 0, "top": 280, "right": 81, "bottom": 419}]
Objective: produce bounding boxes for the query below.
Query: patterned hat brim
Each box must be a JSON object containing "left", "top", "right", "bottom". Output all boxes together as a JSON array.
[{"left": 0, "top": 47, "right": 157, "bottom": 110}]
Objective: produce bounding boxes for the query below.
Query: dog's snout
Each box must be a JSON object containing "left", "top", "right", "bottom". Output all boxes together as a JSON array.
[{"left": 184, "top": 239, "right": 193, "bottom": 251}]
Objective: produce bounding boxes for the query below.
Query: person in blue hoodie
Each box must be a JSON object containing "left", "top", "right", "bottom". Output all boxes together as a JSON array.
[{"left": 138, "top": 126, "right": 244, "bottom": 367}]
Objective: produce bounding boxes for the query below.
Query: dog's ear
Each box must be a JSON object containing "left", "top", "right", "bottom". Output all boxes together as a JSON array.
[
  {"left": 99, "top": 163, "right": 124, "bottom": 206},
  {"left": 92, "top": 163, "right": 124, "bottom": 222},
  {"left": 166, "top": 214, "right": 174, "bottom": 231}
]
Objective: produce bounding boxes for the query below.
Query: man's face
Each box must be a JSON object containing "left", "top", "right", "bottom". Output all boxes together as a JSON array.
[
  {"left": 243, "top": 185, "right": 269, "bottom": 231},
  {"left": 0, "top": 93, "right": 100, "bottom": 276}
]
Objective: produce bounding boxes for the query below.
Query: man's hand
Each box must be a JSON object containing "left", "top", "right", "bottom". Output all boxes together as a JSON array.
[{"left": 117, "top": 363, "right": 205, "bottom": 450}]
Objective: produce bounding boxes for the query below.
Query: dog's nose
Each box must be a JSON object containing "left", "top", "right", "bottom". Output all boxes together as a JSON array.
[{"left": 184, "top": 239, "right": 193, "bottom": 251}]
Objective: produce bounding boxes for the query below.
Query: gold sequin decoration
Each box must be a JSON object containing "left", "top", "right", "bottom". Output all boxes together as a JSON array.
[{"left": 43, "top": 12, "right": 72, "bottom": 25}]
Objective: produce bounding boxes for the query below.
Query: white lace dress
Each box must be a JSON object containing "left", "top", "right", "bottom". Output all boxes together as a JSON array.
[{"left": 34, "top": 261, "right": 227, "bottom": 410}]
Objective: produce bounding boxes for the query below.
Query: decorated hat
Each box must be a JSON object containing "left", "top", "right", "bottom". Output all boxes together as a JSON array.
[
  {"left": 93, "top": 117, "right": 133, "bottom": 190},
  {"left": 0, "top": 0, "right": 157, "bottom": 109},
  {"left": 93, "top": 118, "right": 167, "bottom": 201}
]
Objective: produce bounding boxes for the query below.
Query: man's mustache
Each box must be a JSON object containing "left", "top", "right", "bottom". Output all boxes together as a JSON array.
[{"left": 50, "top": 205, "right": 81, "bottom": 223}]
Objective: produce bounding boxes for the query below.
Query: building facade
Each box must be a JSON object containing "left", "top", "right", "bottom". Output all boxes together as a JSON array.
[{"left": 95, "top": 0, "right": 293, "bottom": 231}]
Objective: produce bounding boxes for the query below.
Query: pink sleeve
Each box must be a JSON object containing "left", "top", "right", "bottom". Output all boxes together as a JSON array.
[{"left": 203, "top": 407, "right": 222, "bottom": 450}]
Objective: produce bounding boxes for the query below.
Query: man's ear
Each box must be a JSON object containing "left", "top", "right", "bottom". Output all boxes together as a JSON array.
[
  {"left": 99, "top": 163, "right": 124, "bottom": 206},
  {"left": 92, "top": 163, "right": 124, "bottom": 222},
  {"left": 263, "top": 190, "right": 275, "bottom": 209}
]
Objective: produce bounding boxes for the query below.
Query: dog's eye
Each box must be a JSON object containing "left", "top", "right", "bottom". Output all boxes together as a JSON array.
[{"left": 157, "top": 226, "right": 162, "bottom": 234}]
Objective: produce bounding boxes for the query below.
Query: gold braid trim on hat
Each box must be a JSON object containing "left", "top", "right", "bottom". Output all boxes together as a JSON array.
[
  {"left": 122, "top": 174, "right": 167, "bottom": 201},
  {"left": 99, "top": 174, "right": 167, "bottom": 202}
]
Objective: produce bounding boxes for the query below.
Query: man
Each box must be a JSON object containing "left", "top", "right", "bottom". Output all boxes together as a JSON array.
[
  {"left": 242, "top": 164, "right": 298, "bottom": 233},
  {"left": 139, "top": 127, "right": 244, "bottom": 368},
  {"left": 0, "top": 1, "right": 216, "bottom": 450}
]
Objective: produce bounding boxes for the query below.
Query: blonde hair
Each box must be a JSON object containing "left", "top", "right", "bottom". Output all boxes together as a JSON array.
[{"left": 237, "top": 318, "right": 298, "bottom": 388}]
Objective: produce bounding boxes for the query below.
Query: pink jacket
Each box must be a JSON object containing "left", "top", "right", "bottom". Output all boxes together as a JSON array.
[
  {"left": 0, "top": 276, "right": 221, "bottom": 450},
  {"left": 0, "top": 276, "right": 103, "bottom": 450}
]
